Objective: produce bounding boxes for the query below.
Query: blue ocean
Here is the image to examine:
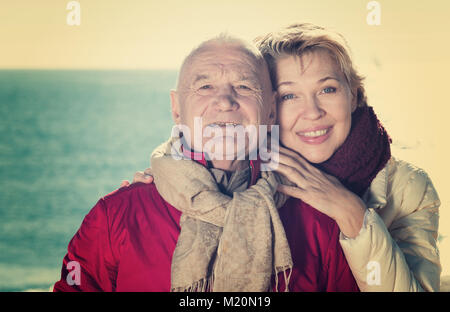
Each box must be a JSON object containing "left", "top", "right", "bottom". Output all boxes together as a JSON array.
[{"left": 0, "top": 70, "right": 177, "bottom": 291}]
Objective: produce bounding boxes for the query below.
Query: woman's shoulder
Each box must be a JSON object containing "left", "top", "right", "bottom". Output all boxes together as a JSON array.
[
  {"left": 388, "top": 156, "right": 429, "bottom": 179},
  {"left": 385, "top": 157, "right": 435, "bottom": 193},
  {"left": 372, "top": 156, "right": 440, "bottom": 216}
]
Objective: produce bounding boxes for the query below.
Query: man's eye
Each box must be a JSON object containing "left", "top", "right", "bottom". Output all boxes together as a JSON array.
[
  {"left": 322, "top": 87, "right": 336, "bottom": 94},
  {"left": 234, "top": 85, "right": 254, "bottom": 94},
  {"left": 199, "top": 85, "right": 213, "bottom": 90}
]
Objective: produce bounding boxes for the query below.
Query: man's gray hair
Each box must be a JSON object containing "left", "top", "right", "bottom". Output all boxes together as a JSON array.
[{"left": 176, "top": 33, "right": 267, "bottom": 90}]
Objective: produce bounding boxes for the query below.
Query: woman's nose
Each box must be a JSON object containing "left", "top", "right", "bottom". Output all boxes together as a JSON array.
[{"left": 301, "top": 96, "right": 324, "bottom": 120}]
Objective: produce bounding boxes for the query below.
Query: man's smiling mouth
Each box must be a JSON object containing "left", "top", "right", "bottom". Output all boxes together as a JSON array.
[{"left": 206, "top": 121, "right": 242, "bottom": 127}]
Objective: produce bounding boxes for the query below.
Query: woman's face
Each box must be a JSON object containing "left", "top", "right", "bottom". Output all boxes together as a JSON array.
[{"left": 275, "top": 49, "right": 357, "bottom": 164}]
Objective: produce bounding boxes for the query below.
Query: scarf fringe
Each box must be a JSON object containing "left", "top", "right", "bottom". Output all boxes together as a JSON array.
[
  {"left": 274, "top": 266, "right": 293, "bottom": 292},
  {"left": 171, "top": 275, "right": 215, "bottom": 292},
  {"left": 171, "top": 267, "right": 293, "bottom": 292}
]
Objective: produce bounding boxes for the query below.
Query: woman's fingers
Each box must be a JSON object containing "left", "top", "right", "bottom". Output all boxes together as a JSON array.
[
  {"left": 144, "top": 167, "right": 153, "bottom": 176},
  {"left": 275, "top": 150, "right": 319, "bottom": 186},
  {"left": 277, "top": 184, "right": 306, "bottom": 199},
  {"left": 274, "top": 162, "right": 308, "bottom": 188},
  {"left": 278, "top": 146, "right": 321, "bottom": 174},
  {"left": 133, "top": 171, "right": 154, "bottom": 184},
  {"left": 120, "top": 180, "right": 130, "bottom": 188},
  {"left": 120, "top": 169, "right": 154, "bottom": 188},
  {"left": 276, "top": 150, "right": 308, "bottom": 173},
  {"left": 274, "top": 150, "right": 337, "bottom": 195}
]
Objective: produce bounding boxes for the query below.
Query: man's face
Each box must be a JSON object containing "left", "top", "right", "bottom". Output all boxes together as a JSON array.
[{"left": 171, "top": 44, "right": 275, "bottom": 159}]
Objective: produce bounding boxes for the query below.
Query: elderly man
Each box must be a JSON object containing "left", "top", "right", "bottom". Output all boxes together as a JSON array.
[{"left": 53, "top": 35, "right": 358, "bottom": 292}]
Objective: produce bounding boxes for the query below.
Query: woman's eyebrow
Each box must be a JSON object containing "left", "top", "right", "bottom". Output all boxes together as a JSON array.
[
  {"left": 276, "top": 81, "right": 294, "bottom": 88},
  {"left": 318, "top": 76, "right": 340, "bottom": 83},
  {"left": 276, "top": 76, "right": 340, "bottom": 89}
]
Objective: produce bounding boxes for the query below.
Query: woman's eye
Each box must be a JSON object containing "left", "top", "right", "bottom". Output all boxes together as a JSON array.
[
  {"left": 237, "top": 85, "right": 251, "bottom": 90},
  {"left": 281, "top": 94, "right": 295, "bottom": 101},
  {"left": 322, "top": 87, "right": 336, "bottom": 94},
  {"left": 199, "top": 85, "right": 213, "bottom": 90}
]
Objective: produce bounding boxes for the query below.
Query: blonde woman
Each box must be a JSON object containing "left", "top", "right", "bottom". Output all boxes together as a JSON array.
[{"left": 253, "top": 23, "right": 440, "bottom": 291}]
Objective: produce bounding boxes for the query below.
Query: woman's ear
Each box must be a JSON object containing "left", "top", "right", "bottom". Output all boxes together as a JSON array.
[
  {"left": 267, "top": 91, "right": 277, "bottom": 129},
  {"left": 170, "top": 90, "right": 181, "bottom": 124},
  {"left": 351, "top": 87, "right": 358, "bottom": 112}
]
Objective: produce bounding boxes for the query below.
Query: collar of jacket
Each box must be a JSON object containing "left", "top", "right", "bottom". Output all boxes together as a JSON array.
[
  {"left": 363, "top": 158, "right": 391, "bottom": 209},
  {"left": 180, "top": 144, "right": 261, "bottom": 187}
]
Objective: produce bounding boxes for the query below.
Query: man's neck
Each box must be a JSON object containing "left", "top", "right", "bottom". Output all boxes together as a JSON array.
[{"left": 181, "top": 141, "right": 249, "bottom": 174}]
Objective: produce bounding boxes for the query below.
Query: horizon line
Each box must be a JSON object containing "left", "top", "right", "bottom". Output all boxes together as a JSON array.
[{"left": 0, "top": 67, "right": 179, "bottom": 71}]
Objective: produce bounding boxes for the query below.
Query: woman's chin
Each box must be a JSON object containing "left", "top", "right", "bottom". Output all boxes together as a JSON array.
[
  {"left": 304, "top": 154, "right": 331, "bottom": 164},
  {"left": 288, "top": 145, "right": 333, "bottom": 164}
]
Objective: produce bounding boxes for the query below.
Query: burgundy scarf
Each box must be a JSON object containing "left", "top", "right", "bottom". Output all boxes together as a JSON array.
[{"left": 314, "top": 106, "right": 392, "bottom": 197}]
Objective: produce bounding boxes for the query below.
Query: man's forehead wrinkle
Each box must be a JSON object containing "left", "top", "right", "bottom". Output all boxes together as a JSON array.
[
  {"left": 194, "top": 46, "right": 261, "bottom": 70},
  {"left": 187, "top": 63, "right": 262, "bottom": 87}
]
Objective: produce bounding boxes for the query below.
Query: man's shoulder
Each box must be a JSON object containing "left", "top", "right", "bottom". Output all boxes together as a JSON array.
[
  {"left": 98, "top": 182, "right": 164, "bottom": 215},
  {"left": 102, "top": 182, "right": 158, "bottom": 201},
  {"left": 92, "top": 182, "right": 181, "bottom": 235}
]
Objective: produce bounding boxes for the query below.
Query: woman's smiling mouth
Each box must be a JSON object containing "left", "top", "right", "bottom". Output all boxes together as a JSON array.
[{"left": 296, "top": 126, "right": 333, "bottom": 144}]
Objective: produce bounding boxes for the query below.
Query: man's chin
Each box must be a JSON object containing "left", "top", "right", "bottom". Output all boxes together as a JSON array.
[
  {"left": 204, "top": 150, "right": 249, "bottom": 161},
  {"left": 202, "top": 136, "right": 250, "bottom": 160}
]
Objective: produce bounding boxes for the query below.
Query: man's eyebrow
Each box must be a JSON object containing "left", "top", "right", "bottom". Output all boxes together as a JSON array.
[
  {"left": 192, "top": 74, "right": 210, "bottom": 84},
  {"left": 192, "top": 73, "right": 261, "bottom": 87},
  {"left": 237, "top": 74, "right": 259, "bottom": 82}
]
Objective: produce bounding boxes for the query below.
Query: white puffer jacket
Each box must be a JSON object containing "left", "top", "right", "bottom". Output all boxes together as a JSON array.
[{"left": 339, "top": 156, "right": 441, "bottom": 291}]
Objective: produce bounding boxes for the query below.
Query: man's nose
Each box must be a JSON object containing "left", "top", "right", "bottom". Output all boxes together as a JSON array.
[
  {"left": 214, "top": 86, "right": 238, "bottom": 111},
  {"left": 301, "top": 95, "right": 325, "bottom": 120}
]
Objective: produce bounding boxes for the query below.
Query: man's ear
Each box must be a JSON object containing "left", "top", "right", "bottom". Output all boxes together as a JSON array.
[{"left": 170, "top": 90, "right": 181, "bottom": 124}]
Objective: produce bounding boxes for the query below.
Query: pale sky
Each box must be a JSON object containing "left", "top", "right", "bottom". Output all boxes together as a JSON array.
[
  {"left": 2, "top": 0, "right": 450, "bottom": 274},
  {"left": 1, "top": 0, "right": 449, "bottom": 69}
]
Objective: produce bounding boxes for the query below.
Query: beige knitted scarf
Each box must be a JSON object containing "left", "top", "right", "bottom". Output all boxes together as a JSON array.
[{"left": 150, "top": 136, "right": 293, "bottom": 292}]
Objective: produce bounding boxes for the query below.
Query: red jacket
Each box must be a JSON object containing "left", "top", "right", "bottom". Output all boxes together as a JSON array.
[{"left": 54, "top": 157, "right": 358, "bottom": 292}]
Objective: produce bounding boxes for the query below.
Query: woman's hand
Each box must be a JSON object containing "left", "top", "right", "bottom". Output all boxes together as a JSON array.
[
  {"left": 120, "top": 168, "right": 154, "bottom": 187},
  {"left": 271, "top": 146, "right": 367, "bottom": 238}
]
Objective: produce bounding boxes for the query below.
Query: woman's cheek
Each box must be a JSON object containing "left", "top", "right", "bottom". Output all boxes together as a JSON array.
[
  {"left": 278, "top": 113, "right": 296, "bottom": 146},
  {"left": 278, "top": 106, "right": 295, "bottom": 130}
]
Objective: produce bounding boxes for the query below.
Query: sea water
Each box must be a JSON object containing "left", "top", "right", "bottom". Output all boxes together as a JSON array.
[{"left": 0, "top": 70, "right": 176, "bottom": 291}]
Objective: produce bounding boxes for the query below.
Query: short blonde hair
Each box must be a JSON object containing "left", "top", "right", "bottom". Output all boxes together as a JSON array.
[{"left": 255, "top": 23, "right": 367, "bottom": 107}]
